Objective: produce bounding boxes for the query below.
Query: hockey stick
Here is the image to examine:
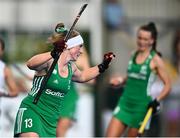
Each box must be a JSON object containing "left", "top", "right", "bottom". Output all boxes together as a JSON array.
[
  {"left": 33, "top": 4, "right": 88, "bottom": 104},
  {"left": 137, "top": 107, "right": 153, "bottom": 137}
]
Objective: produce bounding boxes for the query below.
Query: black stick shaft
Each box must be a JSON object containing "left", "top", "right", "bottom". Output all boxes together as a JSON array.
[
  {"left": 64, "top": 4, "right": 88, "bottom": 41},
  {"left": 33, "top": 55, "right": 60, "bottom": 104},
  {"left": 33, "top": 4, "right": 88, "bottom": 104}
]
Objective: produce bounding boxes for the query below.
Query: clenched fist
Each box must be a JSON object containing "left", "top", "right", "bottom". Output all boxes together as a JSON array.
[
  {"left": 51, "top": 40, "right": 66, "bottom": 58},
  {"left": 98, "top": 52, "right": 115, "bottom": 73}
]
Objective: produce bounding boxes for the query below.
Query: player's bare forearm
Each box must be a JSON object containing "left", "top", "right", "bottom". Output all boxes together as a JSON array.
[
  {"left": 156, "top": 72, "right": 171, "bottom": 101},
  {"left": 72, "top": 66, "right": 99, "bottom": 83},
  {"left": 26, "top": 52, "right": 52, "bottom": 70},
  {"left": 155, "top": 57, "right": 171, "bottom": 101},
  {"left": 5, "top": 67, "right": 19, "bottom": 97}
]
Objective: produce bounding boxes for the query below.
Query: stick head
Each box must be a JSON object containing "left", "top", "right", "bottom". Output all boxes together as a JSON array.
[{"left": 79, "top": 4, "right": 88, "bottom": 15}]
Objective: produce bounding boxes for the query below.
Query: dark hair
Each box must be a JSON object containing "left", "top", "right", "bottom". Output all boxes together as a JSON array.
[
  {"left": 0, "top": 37, "right": 5, "bottom": 50},
  {"left": 139, "top": 22, "right": 161, "bottom": 56},
  {"left": 172, "top": 30, "right": 180, "bottom": 70}
]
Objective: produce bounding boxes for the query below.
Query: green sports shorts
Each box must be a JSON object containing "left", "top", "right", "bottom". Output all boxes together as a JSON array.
[
  {"left": 60, "top": 84, "right": 78, "bottom": 119},
  {"left": 14, "top": 103, "right": 56, "bottom": 137},
  {"left": 113, "top": 106, "right": 147, "bottom": 128},
  {"left": 60, "top": 95, "right": 78, "bottom": 119},
  {"left": 60, "top": 99, "right": 77, "bottom": 119},
  {"left": 113, "top": 97, "right": 148, "bottom": 128}
]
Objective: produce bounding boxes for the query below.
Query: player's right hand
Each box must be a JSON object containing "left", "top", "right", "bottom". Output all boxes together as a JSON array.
[
  {"left": 98, "top": 52, "right": 115, "bottom": 73},
  {"left": 51, "top": 40, "right": 66, "bottom": 58}
]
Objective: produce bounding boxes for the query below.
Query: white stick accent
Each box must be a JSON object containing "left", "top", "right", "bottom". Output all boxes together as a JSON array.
[{"left": 66, "top": 35, "right": 84, "bottom": 49}]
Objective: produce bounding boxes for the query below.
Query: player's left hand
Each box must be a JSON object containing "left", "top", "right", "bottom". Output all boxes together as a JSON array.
[
  {"left": 103, "top": 52, "right": 116, "bottom": 68},
  {"left": 148, "top": 99, "right": 160, "bottom": 114},
  {"left": 98, "top": 52, "right": 115, "bottom": 73}
]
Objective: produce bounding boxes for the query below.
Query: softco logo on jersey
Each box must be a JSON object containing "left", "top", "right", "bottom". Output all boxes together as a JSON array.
[{"left": 45, "top": 89, "right": 65, "bottom": 97}]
